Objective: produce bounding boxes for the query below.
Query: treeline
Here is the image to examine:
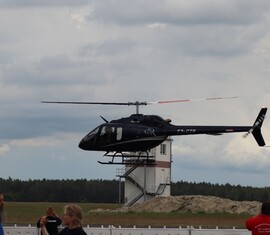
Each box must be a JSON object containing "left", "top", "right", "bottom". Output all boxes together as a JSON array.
[
  {"left": 1, "top": 177, "right": 270, "bottom": 203},
  {"left": 0, "top": 178, "right": 123, "bottom": 203}
]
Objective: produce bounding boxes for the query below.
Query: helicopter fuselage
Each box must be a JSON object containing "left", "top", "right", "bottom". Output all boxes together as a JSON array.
[
  {"left": 78, "top": 113, "right": 256, "bottom": 152},
  {"left": 41, "top": 100, "right": 267, "bottom": 156}
]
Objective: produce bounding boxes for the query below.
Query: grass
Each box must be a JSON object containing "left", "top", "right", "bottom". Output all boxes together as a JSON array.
[{"left": 4, "top": 202, "right": 251, "bottom": 229}]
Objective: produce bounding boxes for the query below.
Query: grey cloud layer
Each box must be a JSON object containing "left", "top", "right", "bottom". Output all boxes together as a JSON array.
[
  {"left": 0, "top": 0, "right": 270, "bottom": 184},
  {"left": 90, "top": 0, "right": 270, "bottom": 26},
  {"left": 0, "top": 0, "right": 90, "bottom": 8}
]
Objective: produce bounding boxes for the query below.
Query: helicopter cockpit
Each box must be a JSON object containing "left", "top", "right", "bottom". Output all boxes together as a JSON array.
[{"left": 79, "top": 124, "right": 123, "bottom": 150}]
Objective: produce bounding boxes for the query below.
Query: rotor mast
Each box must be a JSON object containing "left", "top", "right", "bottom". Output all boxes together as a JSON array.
[{"left": 128, "top": 101, "right": 147, "bottom": 114}]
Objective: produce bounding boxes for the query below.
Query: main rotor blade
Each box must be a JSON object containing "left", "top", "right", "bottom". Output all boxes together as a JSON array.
[
  {"left": 42, "top": 96, "right": 237, "bottom": 106},
  {"left": 42, "top": 96, "right": 237, "bottom": 115},
  {"left": 41, "top": 101, "right": 130, "bottom": 105},
  {"left": 147, "top": 96, "right": 238, "bottom": 105}
]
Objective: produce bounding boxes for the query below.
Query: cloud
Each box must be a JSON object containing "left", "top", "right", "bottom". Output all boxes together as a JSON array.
[
  {"left": 0, "top": 144, "right": 10, "bottom": 156},
  {"left": 9, "top": 132, "right": 82, "bottom": 148},
  {"left": 38, "top": 55, "right": 74, "bottom": 70},
  {"left": 90, "top": 0, "right": 270, "bottom": 26},
  {"left": 222, "top": 136, "right": 270, "bottom": 172},
  {"left": 172, "top": 132, "right": 270, "bottom": 175},
  {"left": 0, "top": 0, "right": 270, "bottom": 185},
  {"left": 147, "top": 23, "right": 167, "bottom": 29},
  {"left": 0, "top": 0, "right": 90, "bottom": 8},
  {"left": 78, "top": 38, "right": 135, "bottom": 57}
]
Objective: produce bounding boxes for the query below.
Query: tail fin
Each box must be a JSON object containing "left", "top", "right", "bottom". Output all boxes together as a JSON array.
[{"left": 251, "top": 108, "right": 267, "bottom": 146}]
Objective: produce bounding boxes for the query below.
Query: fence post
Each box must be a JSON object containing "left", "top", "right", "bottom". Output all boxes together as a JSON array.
[{"left": 188, "top": 226, "right": 192, "bottom": 235}]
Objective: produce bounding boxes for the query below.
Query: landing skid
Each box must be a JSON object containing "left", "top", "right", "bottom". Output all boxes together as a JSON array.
[{"left": 97, "top": 151, "right": 156, "bottom": 165}]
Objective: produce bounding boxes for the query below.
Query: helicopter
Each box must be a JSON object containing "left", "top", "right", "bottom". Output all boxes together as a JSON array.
[{"left": 42, "top": 97, "right": 268, "bottom": 164}]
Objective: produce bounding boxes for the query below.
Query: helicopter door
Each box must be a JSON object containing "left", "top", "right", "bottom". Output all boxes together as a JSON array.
[
  {"left": 116, "top": 127, "right": 122, "bottom": 141},
  {"left": 100, "top": 126, "right": 115, "bottom": 145}
]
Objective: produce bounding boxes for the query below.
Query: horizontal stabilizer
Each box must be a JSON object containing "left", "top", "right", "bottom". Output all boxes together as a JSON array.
[{"left": 252, "top": 128, "right": 265, "bottom": 146}]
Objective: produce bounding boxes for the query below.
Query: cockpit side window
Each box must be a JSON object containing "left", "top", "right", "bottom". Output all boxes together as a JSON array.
[
  {"left": 100, "top": 126, "right": 115, "bottom": 136},
  {"left": 116, "top": 127, "right": 122, "bottom": 140},
  {"left": 99, "top": 126, "right": 116, "bottom": 145}
]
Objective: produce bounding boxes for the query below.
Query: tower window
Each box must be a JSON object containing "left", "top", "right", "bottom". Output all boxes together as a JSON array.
[{"left": 160, "top": 144, "right": 166, "bottom": 155}]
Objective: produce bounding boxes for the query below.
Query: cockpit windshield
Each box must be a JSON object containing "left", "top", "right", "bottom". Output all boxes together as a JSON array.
[
  {"left": 83, "top": 127, "right": 100, "bottom": 141},
  {"left": 81, "top": 125, "right": 123, "bottom": 148}
]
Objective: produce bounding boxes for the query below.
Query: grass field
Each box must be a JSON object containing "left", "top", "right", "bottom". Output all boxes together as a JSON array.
[{"left": 4, "top": 202, "right": 251, "bottom": 229}]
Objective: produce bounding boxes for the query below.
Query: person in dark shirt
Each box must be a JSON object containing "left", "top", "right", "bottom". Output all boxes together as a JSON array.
[
  {"left": 37, "top": 207, "right": 62, "bottom": 235},
  {"left": 40, "top": 204, "right": 86, "bottom": 235}
]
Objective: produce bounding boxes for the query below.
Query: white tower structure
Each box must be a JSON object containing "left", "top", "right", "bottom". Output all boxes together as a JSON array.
[{"left": 117, "top": 138, "right": 173, "bottom": 206}]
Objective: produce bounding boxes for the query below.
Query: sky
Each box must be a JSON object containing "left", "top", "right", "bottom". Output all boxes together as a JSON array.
[{"left": 1, "top": 0, "right": 270, "bottom": 187}]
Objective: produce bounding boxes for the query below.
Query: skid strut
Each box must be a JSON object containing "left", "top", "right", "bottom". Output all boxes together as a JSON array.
[{"left": 97, "top": 151, "right": 156, "bottom": 165}]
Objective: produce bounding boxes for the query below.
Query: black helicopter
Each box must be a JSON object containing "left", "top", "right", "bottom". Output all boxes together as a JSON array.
[{"left": 42, "top": 98, "right": 267, "bottom": 164}]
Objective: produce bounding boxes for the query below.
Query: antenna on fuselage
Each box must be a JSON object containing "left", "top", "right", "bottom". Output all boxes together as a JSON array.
[{"left": 100, "top": 115, "right": 109, "bottom": 123}]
